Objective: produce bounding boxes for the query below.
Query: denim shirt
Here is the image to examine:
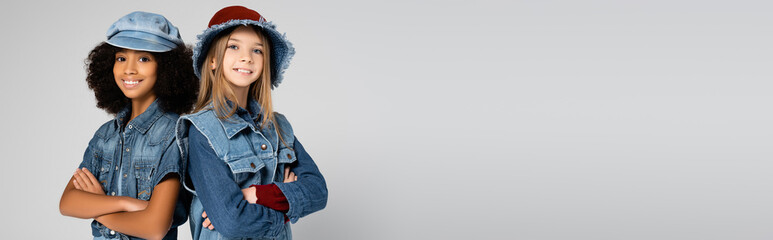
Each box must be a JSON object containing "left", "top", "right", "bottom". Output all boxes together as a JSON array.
[
  {"left": 78, "top": 100, "right": 189, "bottom": 240},
  {"left": 176, "top": 99, "right": 328, "bottom": 240}
]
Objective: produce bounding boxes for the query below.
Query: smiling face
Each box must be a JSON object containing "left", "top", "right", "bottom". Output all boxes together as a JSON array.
[
  {"left": 218, "top": 26, "right": 265, "bottom": 91},
  {"left": 113, "top": 49, "right": 157, "bottom": 102}
]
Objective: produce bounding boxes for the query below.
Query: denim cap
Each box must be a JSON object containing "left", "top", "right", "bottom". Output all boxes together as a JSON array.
[
  {"left": 106, "top": 11, "right": 184, "bottom": 52},
  {"left": 193, "top": 6, "right": 295, "bottom": 88}
]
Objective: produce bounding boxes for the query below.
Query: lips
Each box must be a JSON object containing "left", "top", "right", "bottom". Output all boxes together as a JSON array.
[
  {"left": 122, "top": 79, "right": 143, "bottom": 89},
  {"left": 233, "top": 68, "right": 253, "bottom": 74}
]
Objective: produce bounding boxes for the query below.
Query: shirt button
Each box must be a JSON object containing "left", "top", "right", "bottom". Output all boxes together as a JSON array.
[
  {"left": 261, "top": 144, "right": 267, "bottom": 150},
  {"left": 128, "top": 125, "right": 133, "bottom": 129},
  {"left": 126, "top": 148, "right": 130, "bottom": 152},
  {"left": 123, "top": 174, "right": 127, "bottom": 178},
  {"left": 115, "top": 166, "right": 119, "bottom": 170},
  {"left": 250, "top": 163, "right": 256, "bottom": 168},
  {"left": 110, "top": 230, "right": 115, "bottom": 235},
  {"left": 287, "top": 154, "right": 292, "bottom": 159},
  {"left": 101, "top": 167, "right": 104, "bottom": 172},
  {"left": 111, "top": 192, "right": 115, "bottom": 196}
]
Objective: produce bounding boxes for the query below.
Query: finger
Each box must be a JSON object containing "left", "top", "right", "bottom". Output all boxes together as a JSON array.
[
  {"left": 82, "top": 168, "right": 101, "bottom": 187},
  {"left": 202, "top": 217, "right": 211, "bottom": 228},
  {"left": 75, "top": 169, "right": 94, "bottom": 189},
  {"left": 295, "top": 175, "right": 298, "bottom": 181},
  {"left": 73, "top": 178, "right": 82, "bottom": 190},
  {"left": 208, "top": 224, "right": 214, "bottom": 230},
  {"left": 202, "top": 211, "right": 207, "bottom": 218},
  {"left": 73, "top": 171, "right": 88, "bottom": 189},
  {"left": 284, "top": 166, "right": 290, "bottom": 180},
  {"left": 284, "top": 172, "right": 295, "bottom": 183}
]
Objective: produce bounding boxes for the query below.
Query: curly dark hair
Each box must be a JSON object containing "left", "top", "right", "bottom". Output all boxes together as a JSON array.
[{"left": 85, "top": 42, "right": 199, "bottom": 115}]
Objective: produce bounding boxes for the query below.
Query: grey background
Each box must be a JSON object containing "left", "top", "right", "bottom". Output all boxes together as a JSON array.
[{"left": 0, "top": 0, "right": 771, "bottom": 239}]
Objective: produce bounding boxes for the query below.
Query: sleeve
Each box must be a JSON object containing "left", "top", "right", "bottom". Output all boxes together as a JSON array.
[
  {"left": 187, "top": 126, "right": 286, "bottom": 238},
  {"left": 78, "top": 136, "right": 101, "bottom": 177},
  {"left": 150, "top": 139, "right": 182, "bottom": 187},
  {"left": 77, "top": 145, "right": 94, "bottom": 171},
  {"left": 273, "top": 137, "right": 328, "bottom": 223}
]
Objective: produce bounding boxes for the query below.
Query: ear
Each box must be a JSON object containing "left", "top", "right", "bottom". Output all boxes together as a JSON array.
[{"left": 210, "top": 58, "right": 217, "bottom": 70}]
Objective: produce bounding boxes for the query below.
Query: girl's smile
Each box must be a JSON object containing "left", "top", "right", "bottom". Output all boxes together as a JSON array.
[
  {"left": 121, "top": 78, "right": 144, "bottom": 89},
  {"left": 220, "top": 25, "right": 264, "bottom": 89},
  {"left": 113, "top": 49, "right": 157, "bottom": 101},
  {"left": 233, "top": 67, "right": 254, "bottom": 75}
]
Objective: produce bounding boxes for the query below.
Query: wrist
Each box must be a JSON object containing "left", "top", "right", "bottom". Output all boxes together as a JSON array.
[
  {"left": 118, "top": 196, "right": 130, "bottom": 212},
  {"left": 248, "top": 185, "right": 259, "bottom": 203}
]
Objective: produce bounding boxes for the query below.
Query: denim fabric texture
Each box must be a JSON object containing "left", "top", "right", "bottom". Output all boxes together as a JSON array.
[
  {"left": 78, "top": 100, "right": 188, "bottom": 240},
  {"left": 105, "top": 11, "right": 184, "bottom": 52},
  {"left": 176, "top": 99, "right": 327, "bottom": 240}
]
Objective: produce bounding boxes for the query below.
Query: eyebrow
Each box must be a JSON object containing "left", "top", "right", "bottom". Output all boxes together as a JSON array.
[{"left": 228, "top": 38, "right": 263, "bottom": 46}]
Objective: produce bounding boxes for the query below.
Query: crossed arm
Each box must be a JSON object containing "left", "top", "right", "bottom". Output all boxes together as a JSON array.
[
  {"left": 60, "top": 166, "right": 293, "bottom": 238},
  {"left": 201, "top": 167, "right": 297, "bottom": 230},
  {"left": 59, "top": 168, "right": 179, "bottom": 240}
]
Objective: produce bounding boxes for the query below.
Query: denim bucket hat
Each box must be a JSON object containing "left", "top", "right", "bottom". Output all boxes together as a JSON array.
[
  {"left": 106, "top": 11, "right": 184, "bottom": 52},
  {"left": 193, "top": 6, "right": 295, "bottom": 88}
]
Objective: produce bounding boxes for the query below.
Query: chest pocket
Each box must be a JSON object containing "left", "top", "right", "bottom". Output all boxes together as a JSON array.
[
  {"left": 134, "top": 162, "right": 155, "bottom": 200},
  {"left": 226, "top": 155, "right": 265, "bottom": 186}
]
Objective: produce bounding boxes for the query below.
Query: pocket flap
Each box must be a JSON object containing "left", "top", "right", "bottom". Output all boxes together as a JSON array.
[
  {"left": 133, "top": 162, "right": 155, "bottom": 180},
  {"left": 226, "top": 155, "right": 265, "bottom": 174},
  {"left": 277, "top": 148, "right": 297, "bottom": 164}
]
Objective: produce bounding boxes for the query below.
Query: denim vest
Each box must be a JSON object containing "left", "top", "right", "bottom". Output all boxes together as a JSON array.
[
  {"left": 176, "top": 101, "right": 296, "bottom": 240},
  {"left": 78, "top": 100, "right": 188, "bottom": 240}
]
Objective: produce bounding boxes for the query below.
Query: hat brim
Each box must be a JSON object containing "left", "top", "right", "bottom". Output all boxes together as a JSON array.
[
  {"left": 193, "top": 19, "right": 295, "bottom": 88},
  {"left": 107, "top": 31, "right": 178, "bottom": 52}
]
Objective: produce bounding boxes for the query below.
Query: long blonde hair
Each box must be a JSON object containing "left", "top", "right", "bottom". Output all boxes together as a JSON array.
[
  {"left": 193, "top": 26, "right": 275, "bottom": 129},
  {"left": 193, "top": 26, "right": 292, "bottom": 149}
]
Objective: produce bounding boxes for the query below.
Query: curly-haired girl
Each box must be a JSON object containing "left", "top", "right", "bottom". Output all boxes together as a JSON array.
[{"left": 59, "top": 11, "right": 198, "bottom": 240}]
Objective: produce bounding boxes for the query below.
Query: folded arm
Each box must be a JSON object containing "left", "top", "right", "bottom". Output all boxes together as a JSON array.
[
  {"left": 188, "top": 127, "right": 286, "bottom": 238},
  {"left": 59, "top": 168, "right": 147, "bottom": 219},
  {"left": 95, "top": 174, "right": 180, "bottom": 240},
  {"left": 273, "top": 137, "right": 328, "bottom": 222}
]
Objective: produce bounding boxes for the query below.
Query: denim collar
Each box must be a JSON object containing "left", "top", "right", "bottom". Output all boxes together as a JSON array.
[
  {"left": 115, "top": 99, "right": 164, "bottom": 134},
  {"left": 218, "top": 99, "right": 264, "bottom": 139}
]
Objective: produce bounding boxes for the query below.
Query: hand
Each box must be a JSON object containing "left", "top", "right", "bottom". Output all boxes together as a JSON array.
[
  {"left": 239, "top": 166, "right": 296, "bottom": 204},
  {"left": 241, "top": 187, "right": 257, "bottom": 203},
  {"left": 202, "top": 211, "right": 215, "bottom": 230},
  {"left": 72, "top": 167, "right": 105, "bottom": 195},
  {"left": 283, "top": 166, "right": 297, "bottom": 183}
]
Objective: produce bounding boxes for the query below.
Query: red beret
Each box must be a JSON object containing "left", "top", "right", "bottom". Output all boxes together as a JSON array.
[{"left": 208, "top": 5, "right": 266, "bottom": 27}]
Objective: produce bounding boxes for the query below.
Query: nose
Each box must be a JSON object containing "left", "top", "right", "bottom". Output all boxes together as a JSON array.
[
  {"left": 124, "top": 60, "right": 138, "bottom": 75},
  {"left": 240, "top": 50, "right": 253, "bottom": 63}
]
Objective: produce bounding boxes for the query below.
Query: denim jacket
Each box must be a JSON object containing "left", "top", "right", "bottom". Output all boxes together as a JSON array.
[
  {"left": 78, "top": 100, "right": 188, "bottom": 240},
  {"left": 176, "top": 99, "right": 327, "bottom": 240}
]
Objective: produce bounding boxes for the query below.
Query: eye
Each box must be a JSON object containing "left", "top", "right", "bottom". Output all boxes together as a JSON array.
[
  {"left": 227, "top": 45, "right": 238, "bottom": 50},
  {"left": 253, "top": 49, "right": 263, "bottom": 54},
  {"left": 116, "top": 57, "right": 126, "bottom": 62},
  {"left": 139, "top": 57, "right": 151, "bottom": 62}
]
